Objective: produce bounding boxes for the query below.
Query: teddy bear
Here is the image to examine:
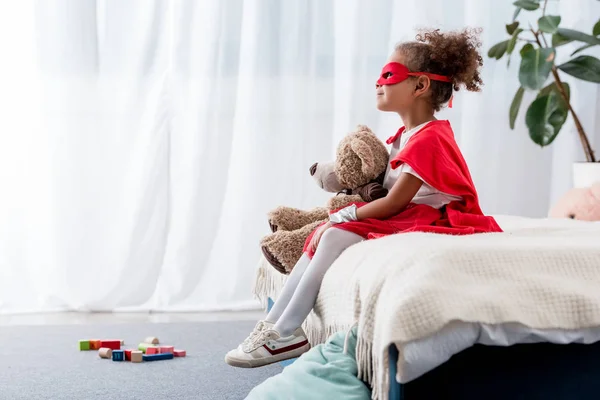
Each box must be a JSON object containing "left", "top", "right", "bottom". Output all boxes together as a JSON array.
[
  {"left": 549, "top": 182, "right": 600, "bottom": 221},
  {"left": 261, "top": 125, "right": 390, "bottom": 274}
]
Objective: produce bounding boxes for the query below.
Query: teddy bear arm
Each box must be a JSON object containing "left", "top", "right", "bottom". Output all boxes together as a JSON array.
[
  {"left": 327, "top": 194, "right": 363, "bottom": 211},
  {"left": 356, "top": 182, "right": 388, "bottom": 202}
]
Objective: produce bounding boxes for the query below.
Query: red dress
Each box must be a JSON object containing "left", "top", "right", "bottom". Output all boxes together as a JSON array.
[{"left": 303, "top": 120, "right": 502, "bottom": 258}]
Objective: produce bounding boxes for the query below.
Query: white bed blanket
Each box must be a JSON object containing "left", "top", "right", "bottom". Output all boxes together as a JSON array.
[{"left": 252, "top": 215, "right": 600, "bottom": 400}]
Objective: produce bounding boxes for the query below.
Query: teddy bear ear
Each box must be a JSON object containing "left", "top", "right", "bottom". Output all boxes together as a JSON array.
[
  {"left": 355, "top": 125, "right": 373, "bottom": 134},
  {"left": 350, "top": 138, "right": 375, "bottom": 177}
]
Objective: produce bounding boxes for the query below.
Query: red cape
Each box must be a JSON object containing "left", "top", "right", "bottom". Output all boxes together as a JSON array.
[
  {"left": 303, "top": 120, "right": 502, "bottom": 258},
  {"left": 380, "top": 119, "right": 502, "bottom": 237}
]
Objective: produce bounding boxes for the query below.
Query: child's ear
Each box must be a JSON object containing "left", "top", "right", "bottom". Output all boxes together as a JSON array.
[{"left": 414, "top": 76, "right": 430, "bottom": 96}]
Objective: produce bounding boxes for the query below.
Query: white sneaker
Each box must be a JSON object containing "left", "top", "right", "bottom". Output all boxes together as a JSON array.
[
  {"left": 225, "top": 326, "right": 310, "bottom": 368},
  {"left": 243, "top": 320, "right": 273, "bottom": 345}
]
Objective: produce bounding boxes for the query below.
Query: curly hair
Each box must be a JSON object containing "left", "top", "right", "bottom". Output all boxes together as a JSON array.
[{"left": 395, "top": 28, "right": 484, "bottom": 111}]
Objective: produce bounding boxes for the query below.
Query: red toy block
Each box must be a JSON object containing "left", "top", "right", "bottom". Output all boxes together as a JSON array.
[
  {"left": 124, "top": 349, "right": 133, "bottom": 361},
  {"left": 89, "top": 340, "right": 102, "bottom": 350},
  {"left": 146, "top": 347, "right": 160, "bottom": 355},
  {"left": 159, "top": 346, "right": 174, "bottom": 354},
  {"left": 100, "top": 340, "right": 121, "bottom": 350},
  {"left": 174, "top": 349, "right": 186, "bottom": 357}
]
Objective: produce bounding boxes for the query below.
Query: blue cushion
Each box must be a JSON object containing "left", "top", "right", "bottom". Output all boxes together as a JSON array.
[{"left": 246, "top": 326, "right": 371, "bottom": 400}]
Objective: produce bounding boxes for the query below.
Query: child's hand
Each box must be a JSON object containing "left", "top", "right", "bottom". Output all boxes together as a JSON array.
[{"left": 309, "top": 222, "right": 332, "bottom": 252}]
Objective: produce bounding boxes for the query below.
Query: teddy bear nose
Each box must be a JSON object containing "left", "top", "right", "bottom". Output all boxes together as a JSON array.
[{"left": 309, "top": 163, "right": 318, "bottom": 176}]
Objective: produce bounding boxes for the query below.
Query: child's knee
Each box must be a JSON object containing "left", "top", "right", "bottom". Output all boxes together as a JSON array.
[
  {"left": 319, "top": 228, "right": 361, "bottom": 251},
  {"left": 319, "top": 227, "right": 343, "bottom": 247}
]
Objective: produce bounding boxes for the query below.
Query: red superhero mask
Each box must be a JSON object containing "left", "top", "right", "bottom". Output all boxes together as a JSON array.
[
  {"left": 376, "top": 62, "right": 451, "bottom": 87},
  {"left": 376, "top": 62, "right": 453, "bottom": 107}
]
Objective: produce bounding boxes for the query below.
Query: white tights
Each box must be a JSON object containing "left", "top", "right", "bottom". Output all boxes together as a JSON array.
[{"left": 266, "top": 227, "right": 363, "bottom": 337}]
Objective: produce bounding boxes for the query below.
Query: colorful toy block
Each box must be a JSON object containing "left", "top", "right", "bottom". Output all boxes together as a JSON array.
[
  {"left": 79, "top": 340, "right": 90, "bottom": 351},
  {"left": 145, "top": 337, "right": 159, "bottom": 345},
  {"left": 159, "top": 346, "right": 174, "bottom": 354},
  {"left": 87, "top": 336, "right": 183, "bottom": 363},
  {"left": 143, "top": 352, "right": 174, "bottom": 362},
  {"left": 89, "top": 340, "right": 101, "bottom": 350},
  {"left": 100, "top": 340, "right": 121, "bottom": 350},
  {"left": 98, "top": 348, "right": 113, "bottom": 359},
  {"left": 138, "top": 343, "right": 159, "bottom": 353},
  {"left": 173, "top": 349, "right": 186, "bottom": 357},
  {"left": 112, "top": 350, "right": 125, "bottom": 361},
  {"left": 147, "top": 347, "right": 161, "bottom": 355},
  {"left": 130, "top": 351, "right": 143, "bottom": 363},
  {"left": 120, "top": 339, "right": 125, "bottom": 345}
]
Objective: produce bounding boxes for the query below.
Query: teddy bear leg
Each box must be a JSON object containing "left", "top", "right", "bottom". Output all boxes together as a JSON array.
[
  {"left": 267, "top": 206, "right": 329, "bottom": 232},
  {"left": 260, "top": 220, "right": 325, "bottom": 274}
]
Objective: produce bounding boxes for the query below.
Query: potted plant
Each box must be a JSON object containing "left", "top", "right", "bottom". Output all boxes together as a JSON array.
[{"left": 488, "top": 0, "right": 600, "bottom": 187}]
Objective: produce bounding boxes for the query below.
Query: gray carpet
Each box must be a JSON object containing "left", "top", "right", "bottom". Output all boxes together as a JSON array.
[{"left": 0, "top": 320, "right": 283, "bottom": 400}]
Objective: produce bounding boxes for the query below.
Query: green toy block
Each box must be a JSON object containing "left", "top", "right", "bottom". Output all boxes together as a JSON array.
[
  {"left": 79, "top": 340, "right": 90, "bottom": 351},
  {"left": 138, "top": 343, "right": 158, "bottom": 354}
]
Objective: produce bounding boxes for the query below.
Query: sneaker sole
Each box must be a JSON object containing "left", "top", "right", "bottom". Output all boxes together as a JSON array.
[{"left": 225, "top": 342, "right": 311, "bottom": 368}]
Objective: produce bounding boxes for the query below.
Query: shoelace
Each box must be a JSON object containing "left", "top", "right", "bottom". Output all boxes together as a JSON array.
[
  {"left": 242, "top": 321, "right": 267, "bottom": 346},
  {"left": 243, "top": 322, "right": 274, "bottom": 351}
]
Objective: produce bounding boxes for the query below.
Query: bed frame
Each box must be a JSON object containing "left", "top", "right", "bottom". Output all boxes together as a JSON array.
[{"left": 388, "top": 340, "right": 600, "bottom": 399}]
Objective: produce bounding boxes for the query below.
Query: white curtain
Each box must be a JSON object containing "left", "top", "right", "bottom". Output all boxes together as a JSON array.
[{"left": 0, "top": 0, "right": 598, "bottom": 314}]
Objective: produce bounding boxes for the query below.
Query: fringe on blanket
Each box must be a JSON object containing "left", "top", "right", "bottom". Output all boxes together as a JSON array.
[
  {"left": 302, "top": 319, "right": 352, "bottom": 347},
  {"left": 251, "top": 257, "right": 287, "bottom": 310},
  {"left": 357, "top": 335, "right": 391, "bottom": 400}
]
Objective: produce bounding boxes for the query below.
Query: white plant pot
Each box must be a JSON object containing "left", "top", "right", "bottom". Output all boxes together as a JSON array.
[{"left": 573, "top": 162, "right": 600, "bottom": 188}]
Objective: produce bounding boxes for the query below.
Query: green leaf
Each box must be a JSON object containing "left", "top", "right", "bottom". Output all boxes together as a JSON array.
[
  {"left": 520, "top": 43, "right": 534, "bottom": 56},
  {"left": 552, "top": 32, "right": 573, "bottom": 47},
  {"left": 571, "top": 43, "right": 597, "bottom": 56},
  {"left": 554, "top": 28, "right": 600, "bottom": 46},
  {"left": 557, "top": 55, "right": 600, "bottom": 83},
  {"left": 538, "top": 16, "right": 561, "bottom": 34},
  {"left": 509, "top": 87, "right": 525, "bottom": 129},
  {"left": 507, "top": 28, "right": 524, "bottom": 54},
  {"left": 488, "top": 40, "right": 509, "bottom": 59},
  {"left": 537, "top": 82, "right": 570, "bottom": 109},
  {"left": 506, "top": 22, "right": 520, "bottom": 35},
  {"left": 513, "top": 0, "right": 539, "bottom": 10},
  {"left": 513, "top": 7, "right": 522, "bottom": 21},
  {"left": 525, "top": 92, "right": 569, "bottom": 147},
  {"left": 519, "top": 47, "right": 556, "bottom": 90},
  {"left": 594, "top": 19, "right": 600, "bottom": 36}
]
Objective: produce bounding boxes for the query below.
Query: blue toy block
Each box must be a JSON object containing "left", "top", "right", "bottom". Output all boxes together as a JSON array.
[
  {"left": 143, "top": 352, "right": 174, "bottom": 362},
  {"left": 112, "top": 350, "right": 125, "bottom": 362}
]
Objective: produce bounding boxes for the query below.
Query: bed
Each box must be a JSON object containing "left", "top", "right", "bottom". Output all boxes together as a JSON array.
[{"left": 253, "top": 215, "right": 600, "bottom": 399}]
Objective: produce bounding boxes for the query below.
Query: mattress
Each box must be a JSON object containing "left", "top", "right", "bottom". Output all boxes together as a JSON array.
[
  {"left": 396, "top": 216, "right": 600, "bottom": 383},
  {"left": 399, "top": 320, "right": 600, "bottom": 383}
]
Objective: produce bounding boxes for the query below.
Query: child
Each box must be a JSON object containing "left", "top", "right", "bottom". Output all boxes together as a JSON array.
[{"left": 225, "top": 28, "right": 502, "bottom": 368}]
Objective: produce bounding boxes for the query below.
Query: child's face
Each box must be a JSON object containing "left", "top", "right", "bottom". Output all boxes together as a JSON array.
[{"left": 375, "top": 51, "right": 418, "bottom": 113}]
